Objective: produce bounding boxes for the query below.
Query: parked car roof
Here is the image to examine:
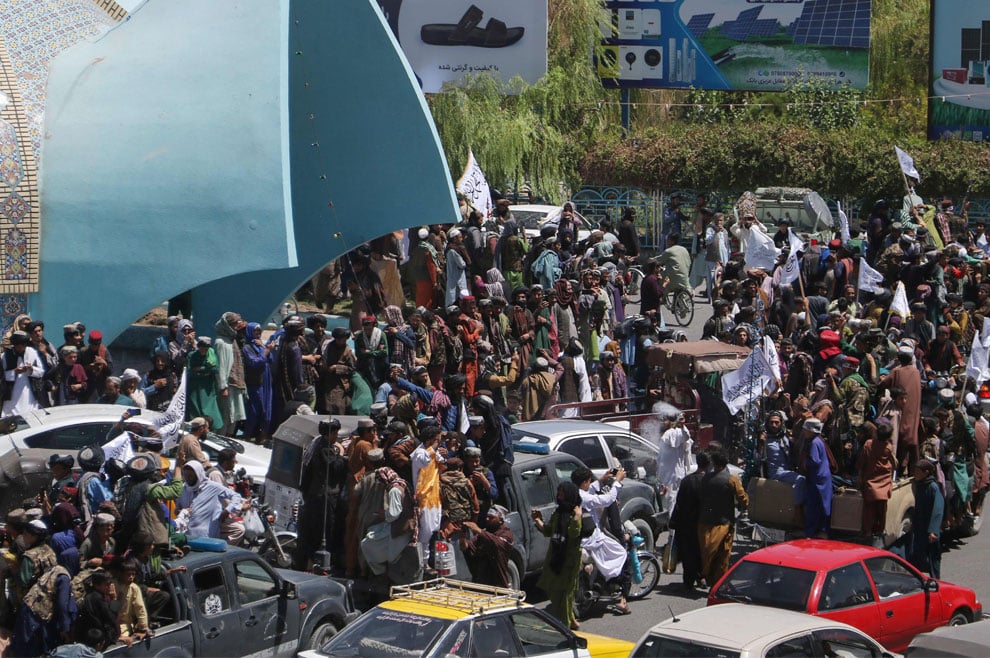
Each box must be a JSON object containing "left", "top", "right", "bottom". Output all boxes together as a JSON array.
[
  {"left": 633, "top": 603, "right": 892, "bottom": 657},
  {"left": 905, "top": 619, "right": 990, "bottom": 657},
  {"left": 734, "top": 538, "right": 892, "bottom": 570},
  {"left": 511, "top": 419, "right": 637, "bottom": 440}
]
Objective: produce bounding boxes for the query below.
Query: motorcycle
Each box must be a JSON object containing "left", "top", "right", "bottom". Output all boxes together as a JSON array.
[
  {"left": 232, "top": 469, "right": 298, "bottom": 569},
  {"left": 574, "top": 523, "right": 660, "bottom": 619}
]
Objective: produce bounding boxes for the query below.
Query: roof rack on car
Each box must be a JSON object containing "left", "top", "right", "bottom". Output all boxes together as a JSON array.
[{"left": 390, "top": 579, "right": 525, "bottom": 614}]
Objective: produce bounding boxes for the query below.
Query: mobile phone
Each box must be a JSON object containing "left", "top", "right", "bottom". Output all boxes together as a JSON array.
[{"left": 126, "top": 408, "right": 141, "bottom": 416}]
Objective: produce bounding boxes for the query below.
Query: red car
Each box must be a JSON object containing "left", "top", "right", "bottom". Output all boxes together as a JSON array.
[{"left": 707, "top": 540, "right": 981, "bottom": 653}]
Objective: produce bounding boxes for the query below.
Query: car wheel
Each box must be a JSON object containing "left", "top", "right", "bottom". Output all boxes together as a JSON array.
[
  {"left": 507, "top": 559, "right": 522, "bottom": 591},
  {"left": 632, "top": 517, "right": 655, "bottom": 552},
  {"left": 306, "top": 621, "right": 339, "bottom": 650},
  {"left": 949, "top": 611, "right": 970, "bottom": 626}
]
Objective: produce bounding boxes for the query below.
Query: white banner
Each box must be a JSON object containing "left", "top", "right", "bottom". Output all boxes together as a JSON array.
[
  {"left": 102, "top": 433, "right": 135, "bottom": 466},
  {"left": 762, "top": 335, "right": 781, "bottom": 390},
  {"left": 456, "top": 150, "right": 493, "bottom": 219},
  {"left": 154, "top": 369, "right": 187, "bottom": 450},
  {"left": 894, "top": 146, "right": 921, "bottom": 182},
  {"left": 780, "top": 230, "right": 805, "bottom": 286},
  {"left": 721, "top": 347, "right": 773, "bottom": 415},
  {"left": 858, "top": 259, "right": 885, "bottom": 294},
  {"left": 967, "top": 328, "right": 990, "bottom": 385},
  {"left": 890, "top": 281, "right": 910, "bottom": 318},
  {"left": 745, "top": 227, "right": 779, "bottom": 272},
  {"left": 838, "top": 201, "right": 851, "bottom": 245}
]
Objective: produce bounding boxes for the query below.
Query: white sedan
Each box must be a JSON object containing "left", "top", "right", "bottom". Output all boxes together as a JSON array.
[
  {"left": 631, "top": 603, "right": 899, "bottom": 658},
  {"left": 0, "top": 404, "right": 270, "bottom": 484},
  {"left": 509, "top": 204, "right": 595, "bottom": 242}
]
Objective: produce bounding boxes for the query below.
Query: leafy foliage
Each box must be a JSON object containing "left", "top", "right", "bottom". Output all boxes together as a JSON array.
[{"left": 426, "top": 0, "right": 987, "bottom": 200}]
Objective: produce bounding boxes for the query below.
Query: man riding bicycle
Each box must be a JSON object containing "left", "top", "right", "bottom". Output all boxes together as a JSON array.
[{"left": 655, "top": 233, "right": 692, "bottom": 300}]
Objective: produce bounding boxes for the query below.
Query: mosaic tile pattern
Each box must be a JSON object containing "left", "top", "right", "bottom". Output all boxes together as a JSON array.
[{"left": 0, "top": 0, "right": 126, "bottom": 303}]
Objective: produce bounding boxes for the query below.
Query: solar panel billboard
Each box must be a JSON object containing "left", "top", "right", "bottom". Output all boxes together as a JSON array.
[{"left": 598, "top": 0, "right": 872, "bottom": 91}]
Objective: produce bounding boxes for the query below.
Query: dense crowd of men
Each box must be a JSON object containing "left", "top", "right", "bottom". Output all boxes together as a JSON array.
[{"left": 3, "top": 189, "right": 989, "bottom": 654}]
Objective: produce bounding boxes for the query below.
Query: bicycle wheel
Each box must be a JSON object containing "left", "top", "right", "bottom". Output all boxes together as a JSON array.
[
  {"left": 627, "top": 553, "right": 660, "bottom": 600},
  {"left": 626, "top": 268, "right": 643, "bottom": 304},
  {"left": 672, "top": 290, "right": 695, "bottom": 326}
]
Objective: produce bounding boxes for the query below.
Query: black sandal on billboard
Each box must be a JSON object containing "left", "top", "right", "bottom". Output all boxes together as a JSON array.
[{"left": 420, "top": 4, "right": 524, "bottom": 48}]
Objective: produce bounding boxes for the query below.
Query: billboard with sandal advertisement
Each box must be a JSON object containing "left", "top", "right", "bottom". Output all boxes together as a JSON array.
[{"left": 375, "top": 0, "right": 548, "bottom": 94}]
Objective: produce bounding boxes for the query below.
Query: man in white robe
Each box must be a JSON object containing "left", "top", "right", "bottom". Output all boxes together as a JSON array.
[{"left": 2, "top": 330, "right": 43, "bottom": 417}]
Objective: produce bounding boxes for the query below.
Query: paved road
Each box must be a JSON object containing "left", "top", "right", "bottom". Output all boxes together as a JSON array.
[
  {"left": 572, "top": 522, "right": 990, "bottom": 644},
  {"left": 570, "top": 291, "right": 990, "bottom": 643}
]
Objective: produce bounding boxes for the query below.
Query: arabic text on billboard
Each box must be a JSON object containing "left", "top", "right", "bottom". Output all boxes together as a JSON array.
[
  {"left": 376, "top": 0, "right": 548, "bottom": 94},
  {"left": 597, "top": 0, "right": 871, "bottom": 91},
  {"left": 929, "top": 0, "right": 990, "bottom": 142}
]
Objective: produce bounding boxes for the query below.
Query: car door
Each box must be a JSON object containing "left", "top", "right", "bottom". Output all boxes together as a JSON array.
[
  {"left": 190, "top": 564, "right": 243, "bottom": 657},
  {"left": 556, "top": 435, "right": 611, "bottom": 476},
  {"left": 863, "top": 555, "right": 942, "bottom": 650},
  {"left": 517, "top": 462, "right": 558, "bottom": 571},
  {"left": 506, "top": 610, "right": 579, "bottom": 658},
  {"left": 229, "top": 558, "right": 292, "bottom": 655},
  {"left": 814, "top": 562, "right": 882, "bottom": 642},
  {"left": 468, "top": 615, "right": 522, "bottom": 657}
]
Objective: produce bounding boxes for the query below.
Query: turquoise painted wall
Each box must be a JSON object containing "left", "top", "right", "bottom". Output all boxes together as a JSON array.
[{"left": 35, "top": 0, "right": 457, "bottom": 338}]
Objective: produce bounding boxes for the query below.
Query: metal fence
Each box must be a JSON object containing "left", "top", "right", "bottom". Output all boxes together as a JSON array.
[{"left": 571, "top": 186, "right": 990, "bottom": 250}]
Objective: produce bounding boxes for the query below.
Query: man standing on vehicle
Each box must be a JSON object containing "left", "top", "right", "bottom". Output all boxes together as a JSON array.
[
  {"left": 294, "top": 418, "right": 348, "bottom": 571},
  {"left": 697, "top": 450, "right": 748, "bottom": 586}
]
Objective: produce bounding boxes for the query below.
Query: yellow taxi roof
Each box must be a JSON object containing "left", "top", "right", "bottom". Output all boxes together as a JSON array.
[{"left": 383, "top": 579, "right": 528, "bottom": 619}]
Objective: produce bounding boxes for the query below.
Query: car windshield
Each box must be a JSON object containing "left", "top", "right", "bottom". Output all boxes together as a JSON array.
[
  {"left": 512, "top": 210, "right": 548, "bottom": 230},
  {"left": 633, "top": 635, "right": 740, "bottom": 658},
  {"left": 319, "top": 607, "right": 451, "bottom": 657},
  {"left": 712, "top": 561, "right": 816, "bottom": 612}
]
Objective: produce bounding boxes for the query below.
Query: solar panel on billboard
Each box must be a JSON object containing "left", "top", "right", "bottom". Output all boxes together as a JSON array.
[
  {"left": 792, "top": 0, "right": 871, "bottom": 48},
  {"left": 686, "top": 13, "right": 715, "bottom": 39},
  {"left": 721, "top": 6, "right": 763, "bottom": 41},
  {"left": 750, "top": 20, "right": 780, "bottom": 38}
]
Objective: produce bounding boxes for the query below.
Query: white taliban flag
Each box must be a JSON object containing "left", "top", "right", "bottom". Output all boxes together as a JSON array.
[
  {"left": 894, "top": 146, "right": 921, "bottom": 182},
  {"left": 456, "top": 150, "right": 493, "bottom": 219},
  {"left": 780, "top": 230, "right": 805, "bottom": 286},
  {"left": 102, "top": 432, "right": 135, "bottom": 466},
  {"left": 838, "top": 201, "right": 851, "bottom": 245},
  {"left": 967, "top": 318, "right": 990, "bottom": 385},
  {"left": 721, "top": 347, "right": 773, "bottom": 415},
  {"left": 762, "top": 335, "right": 781, "bottom": 391},
  {"left": 745, "top": 227, "right": 779, "bottom": 272},
  {"left": 857, "top": 259, "right": 885, "bottom": 294},
  {"left": 890, "top": 281, "right": 910, "bottom": 318},
  {"left": 154, "top": 369, "right": 187, "bottom": 450}
]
